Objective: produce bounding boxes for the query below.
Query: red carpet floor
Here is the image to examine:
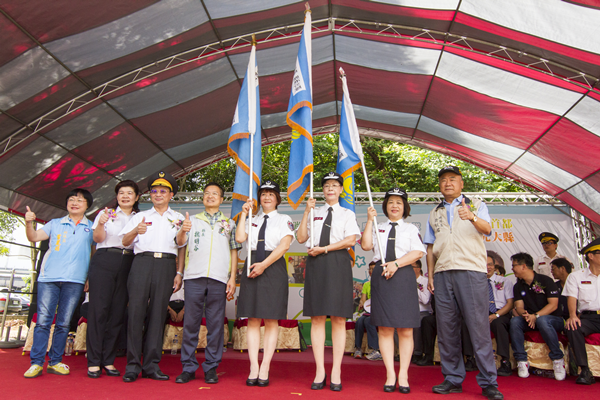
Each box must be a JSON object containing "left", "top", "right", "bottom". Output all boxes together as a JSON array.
[{"left": 2, "top": 347, "right": 596, "bottom": 399}]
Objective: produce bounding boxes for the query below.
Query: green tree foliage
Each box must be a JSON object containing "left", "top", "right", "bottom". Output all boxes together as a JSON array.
[
  {"left": 183, "top": 135, "right": 520, "bottom": 193},
  {"left": 0, "top": 210, "right": 21, "bottom": 256}
]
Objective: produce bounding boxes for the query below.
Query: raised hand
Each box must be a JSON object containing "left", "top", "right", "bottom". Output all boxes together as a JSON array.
[
  {"left": 25, "top": 206, "right": 36, "bottom": 223},
  {"left": 98, "top": 207, "right": 110, "bottom": 225},
  {"left": 181, "top": 212, "right": 191, "bottom": 232},
  {"left": 457, "top": 198, "right": 473, "bottom": 221},
  {"left": 242, "top": 198, "right": 253, "bottom": 214},
  {"left": 367, "top": 206, "right": 377, "bottom": 222},
  {"left": 137, "top": 217, "right": 148, "bottom": 235},
  {"left": 304, "top": 197, "right": 316, "bottom": 214}
]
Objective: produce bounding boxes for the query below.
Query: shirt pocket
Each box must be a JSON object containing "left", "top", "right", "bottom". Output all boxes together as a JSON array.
[{"left": 579, "top": 284, "right": 597, "bottom": 303}]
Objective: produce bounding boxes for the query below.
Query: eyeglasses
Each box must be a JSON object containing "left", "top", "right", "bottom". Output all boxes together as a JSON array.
[
  {"left": 203, "top": 191, "right": 221, "bottom": 197},
  {"left": 150, "top": 189, "right": 170, "bottom": 195},
  {"left": 67, "top": 197, "right": 86, "bottom": 204},
  {"left": 323, "top": 184, "right": 341, "bottom": 189}
]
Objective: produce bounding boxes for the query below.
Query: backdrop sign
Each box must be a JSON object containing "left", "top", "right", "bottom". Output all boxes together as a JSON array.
[{"left": 142, "top": 202, "right": 576, "bottom": 321}]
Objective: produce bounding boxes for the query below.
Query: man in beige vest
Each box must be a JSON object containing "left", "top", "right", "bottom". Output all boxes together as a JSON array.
[{"left": 424, "top": 166, "right": 502, "bottom": 400}]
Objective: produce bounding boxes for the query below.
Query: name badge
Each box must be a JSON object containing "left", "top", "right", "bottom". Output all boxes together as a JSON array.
[
  {"left": 252, "top": 223, "right": 258, "bottom": 227},
  {"left": 581, "top": 281, "right": 592, "bottom": 285},
  {"left": 146, "top": 222, "right": 152, "bottom": 226},
  {"left": 379, "top": 229, "right": 386, "bottom": 233},
  {"left": 314, "top": 217, "right": 323, "bottom": 221},
  {"left": 539, "top": 262, "right": 546, "bottom": 265}
]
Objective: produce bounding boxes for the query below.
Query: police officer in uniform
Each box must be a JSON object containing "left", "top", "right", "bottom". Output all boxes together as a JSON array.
[
  {"left": 120, "top": 171, "right": 186, "bottom": 382},
  {"left": 563, "top": 237, "right": 600, "bottom": 385},
  {"left": 535, "top": 232, "right": 570, "bottom": 279}
]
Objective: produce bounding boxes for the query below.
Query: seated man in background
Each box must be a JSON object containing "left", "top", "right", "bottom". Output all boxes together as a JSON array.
[
  {"left": 509, "top": 252, "right": 565, "bottom": 380},
  {"left": 550, "top": 258, "right": 572, "bottom": 321},
  {"left": 563, "top": 238, "right": 600, "bottom": 385},
  {"left": 486, "top": 251, "right": 514, "bottom": 376},
  {"left": 354, "top": 261, "right": 382, "bottom": 361},
  {"left": 412, "top": 260, "right": 432, "bottom": 364}
]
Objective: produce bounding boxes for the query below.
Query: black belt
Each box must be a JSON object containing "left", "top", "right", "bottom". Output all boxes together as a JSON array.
[
  {"left": 97, "top": 247, "right": 134, "bottom": 255},
  {"left": 581, "top": 310, "right": 600, "bottom": 315},
  {"left": 137, "top": 251, "right": 176, "bottom": 259}
]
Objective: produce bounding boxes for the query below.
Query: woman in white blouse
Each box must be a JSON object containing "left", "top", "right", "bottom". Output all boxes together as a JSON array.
[
  {"left": 87, "top": 181, "right": 140, "bottom": 378},
  {"left": 236, "top": 181, "right": 294, "bottom": 387},
  {"left": 361, "top": 188, "right": 426, "bottom": 394}
]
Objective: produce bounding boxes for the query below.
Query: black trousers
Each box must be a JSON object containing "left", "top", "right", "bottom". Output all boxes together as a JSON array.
[
  {"left": 490, "top": 313, "right": 511, "bottom": 359},
  {"left": 421, "top": 316, "right": 473, "bottom": 357},
  {"left": 126, "top": 255, "right": 176, "bottom": 375},
  {"left": 566, "top": 313, "right": 600, "bottom": 368},
  {"left": 86, "top": 250, "right": 133, "bottom": 367}
]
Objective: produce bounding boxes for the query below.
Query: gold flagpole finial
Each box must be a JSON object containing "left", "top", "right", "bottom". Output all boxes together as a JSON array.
[
  {"left": 251, "top": 34, "right": 257, "bottom": 46},
  {"left": 339, "top": 67, "right": 346, "bottom": 79},
  {"left": 305, "top": 2, "right": 311, "bottom": 13}
]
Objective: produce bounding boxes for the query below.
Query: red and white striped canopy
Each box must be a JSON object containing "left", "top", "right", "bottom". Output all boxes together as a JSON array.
[{"left": 1, "top": 0, "right": 599, "bottom": 223}]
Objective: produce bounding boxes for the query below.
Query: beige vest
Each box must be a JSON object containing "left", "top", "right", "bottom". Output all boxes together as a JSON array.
[{"left": 429, "top": 196, "right": 487, "bottom": 274}]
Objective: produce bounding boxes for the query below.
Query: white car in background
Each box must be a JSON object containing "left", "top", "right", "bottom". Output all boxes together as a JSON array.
[{"left": 0, "top": 287, "right": 23, "bottom": 314}]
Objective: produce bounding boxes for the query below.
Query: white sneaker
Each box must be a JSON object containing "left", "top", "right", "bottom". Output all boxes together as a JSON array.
[
  {"left": 553, "top": 359, "right": 566, "bottom": 381},
  {"left": 353, "top": 348, "right": 362, "bottom": 359},
  {"left": 517, "top": 361, "right": 529, "bottom": 378},
  {"left": 366, "top": 350, "right": 383, "bottom": 361}
]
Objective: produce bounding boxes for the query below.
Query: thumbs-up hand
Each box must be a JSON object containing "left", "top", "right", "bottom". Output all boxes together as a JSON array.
[
  {"left": 457, "top": 198, "right": 473, "bottom": 221},
  {"left": 137, "top": 217, "right": 148, "bottom": 235},
  {"left": 25, "top": 206, "right": 36, "bottom": 223},
  {"left": 181, "top": 212, "right": 192, "bottom": 232},
  {"left": 98, "top": 207, "right": 110, "bottom": 225}
]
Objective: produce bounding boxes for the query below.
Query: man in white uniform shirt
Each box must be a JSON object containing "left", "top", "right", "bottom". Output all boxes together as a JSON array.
[
  {"left": 486, "top": 251, "right": 514, "bottom": 376},
  {"left": 564, "top": 237, "right": 600, "bottom": 385},
  {"left": 535, "top": 232, "right": 570, "bottom": 279},
  {"left": 120, "top": 171, "right": 186, "bottom": 382}
]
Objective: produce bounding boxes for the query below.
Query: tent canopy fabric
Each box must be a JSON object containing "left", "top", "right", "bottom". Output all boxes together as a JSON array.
[{"left": 1, "top": 0, "right": 600, "bottom": 224}]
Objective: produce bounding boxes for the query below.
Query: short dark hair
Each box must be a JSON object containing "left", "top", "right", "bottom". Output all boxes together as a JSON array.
[
  {"left": 511, "top": 252, "right": 534, "bottom": 269},
  {"left": 551, "top": 257, "right": 572, "bottom": 274},
  {"left": 487, "top": 250, "right": 504, "bottom": 269},
  {"left": 113, "top": 180, "right": 141, "bottom": 212},
  {"left": 495, "top": 265, "right": 506, "bottom": 276},
  {"left": 258, "top": 188, "right": 282, "bottom": 208},
  {"left": 369, "top": 261, "right": 376, "bottom": 267},
  {"left": 382, "top": 195, "right": 411, "bottom": 219},
  {"left": 204, "top": 182, "right": 224, "bottom": 197},
  {"left": 414, "top": 259, "right": 422, "bottom": 269},
  {"left": 65, "top": 188, "right": 93, "bottom": 209}
]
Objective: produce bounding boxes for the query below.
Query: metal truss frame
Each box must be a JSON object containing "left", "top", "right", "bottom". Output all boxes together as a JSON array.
[{"left": 3, "top": 17, "right": 598, "bottom": 158}]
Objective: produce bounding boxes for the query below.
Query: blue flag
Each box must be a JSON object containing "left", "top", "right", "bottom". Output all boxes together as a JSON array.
[
  {"left": 228, "top": 44, "right": 261, "bottom": 222},
  {"left": 286, "top": 11, "right": 313, "bottom": 210},
  {"left": 336, "top": 68, "right": 365, "bottom": 263}
]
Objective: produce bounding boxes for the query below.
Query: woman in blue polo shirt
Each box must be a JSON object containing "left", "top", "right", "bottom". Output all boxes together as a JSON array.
[{"left": 24, "top": 188, "right": 95, "bottom": 379}]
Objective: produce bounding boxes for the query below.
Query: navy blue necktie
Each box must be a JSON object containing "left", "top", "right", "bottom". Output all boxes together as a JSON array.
[
  {"left": 319, "top": 207, "right": 333, "bottom": 247},
  {"left": 488, "top": 279, "right": 497, "bottom": 313},
  {"left": 256, "top": 215, "right": 268, "bottom": 262},
  {"left": 385, "top": 222, "right": 397, "bottom": 263}
]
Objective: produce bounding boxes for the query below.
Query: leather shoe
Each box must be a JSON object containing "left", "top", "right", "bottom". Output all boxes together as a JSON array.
[
  {"left": 330, "top": 382, "right": 342, "bottom": 391},
  {"left": 123, "top": 372, "right": 138, "bottom": 383},
  {"left": 416, "top": 354, "right": 434, "bottom": 366},
  {"left": 142, "top": 370, "right": 169, "bottom": 381},
  {"left": 87, "top": 369, "right": 102, "bottom": 379},
  {"left": 246, "top": 377, "right": 258, "bottom": 386},
  {"left": 258, "top": 376, "right": 269, "bottom": 387},
  {"left": 311, "top": 374, "right": 326, "bottom": 390},
  {"left": 432, "top": 380, "right": 462, "bottom": 394},
  {"left": 175, "top": 371, "right": 195, "bottom": 384},
  {"left": 383, "top": 380, "right": 396, "bottom": 392},
  {"left": 205, "top": 367, "right": 218, "bottom": 384},
  {"left": 576, "top": 367, "right": 595, "bottom": 385},
  {"left": 399, "top": 386, "right": 411, "bottom": 394},
  {"left": 103, "top": 367, "right": 120, "bottom": 377},
  {"left": 464, "top": 356, "right": 478, "bottom": 372},
  {"left": 482, "top": 385, "right": 504, "bottom": 400}
]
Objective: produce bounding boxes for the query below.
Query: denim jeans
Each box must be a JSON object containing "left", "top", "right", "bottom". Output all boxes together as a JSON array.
[
  {"left": 355, "top": 315, "right": 379, "bottom": 350},
  {"left": 509, "top": 314, "right": 564, "bottom": 362},
  {"left": 30, "top": 282, "right": 84, "bottom": 366}
]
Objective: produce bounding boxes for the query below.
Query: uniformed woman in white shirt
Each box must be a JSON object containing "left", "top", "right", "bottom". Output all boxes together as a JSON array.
[
  {"left": 87, "top": 180, "right": 140, "bottom": 378},
  {"left": 361, "top": 188, "right": 426, "bottom": 394},
  {"left": 297, "top": 172, "right": 361, "bottom": 392},
  {"left": 236, "top": 181, "right": 294, "bottom": 387}
]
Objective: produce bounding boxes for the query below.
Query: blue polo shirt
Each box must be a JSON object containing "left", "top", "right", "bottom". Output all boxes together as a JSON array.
[{"left": 39, "top": 215, "right": 94, "bottom": 284}]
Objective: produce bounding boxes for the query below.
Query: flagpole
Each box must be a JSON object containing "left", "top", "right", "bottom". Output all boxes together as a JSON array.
[
  {"left": 306, "top": 3, "right": 314, "bottom": 249},
  {"left": 338, "top": 68, "right": 387, "bottom": 270},
  {"left": 247, "top": 36, "right": 257, "bottom": 276}
]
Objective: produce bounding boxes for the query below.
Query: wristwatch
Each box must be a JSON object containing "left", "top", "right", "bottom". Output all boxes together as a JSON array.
[
  {"left": 471, "top": 215, "right": 478, "bottom": 222},
  {"left": 535, "top": 313, "right": 540, "bottom": 318},
  {"left": 495, "top": 313, "right": 500, "bottom": 318}
]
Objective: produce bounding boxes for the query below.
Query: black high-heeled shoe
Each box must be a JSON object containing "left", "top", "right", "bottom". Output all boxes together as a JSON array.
[
  {"left": 246, "top": 377, "right": 258, "bottom": 386},
  {"left": 257, "top": 375, "right": 269, "bottom": 387},
  {"left": 87, "top": 368, "right": 102, "bottom": 378},
  {"left": 330, "top": 382, "right": 342, "bottom": 392},
  {"left": 384, "top": 380, "right": 396, "bottom": 392},
  {"left": 103, "top": 366, "right": 121, "bottom": 377},
  {"left": 399, "top": 385, "right": 411, "bottom": 394},
  {"left": 311, "top": 374, "right": 327, "bottom": 390}
]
